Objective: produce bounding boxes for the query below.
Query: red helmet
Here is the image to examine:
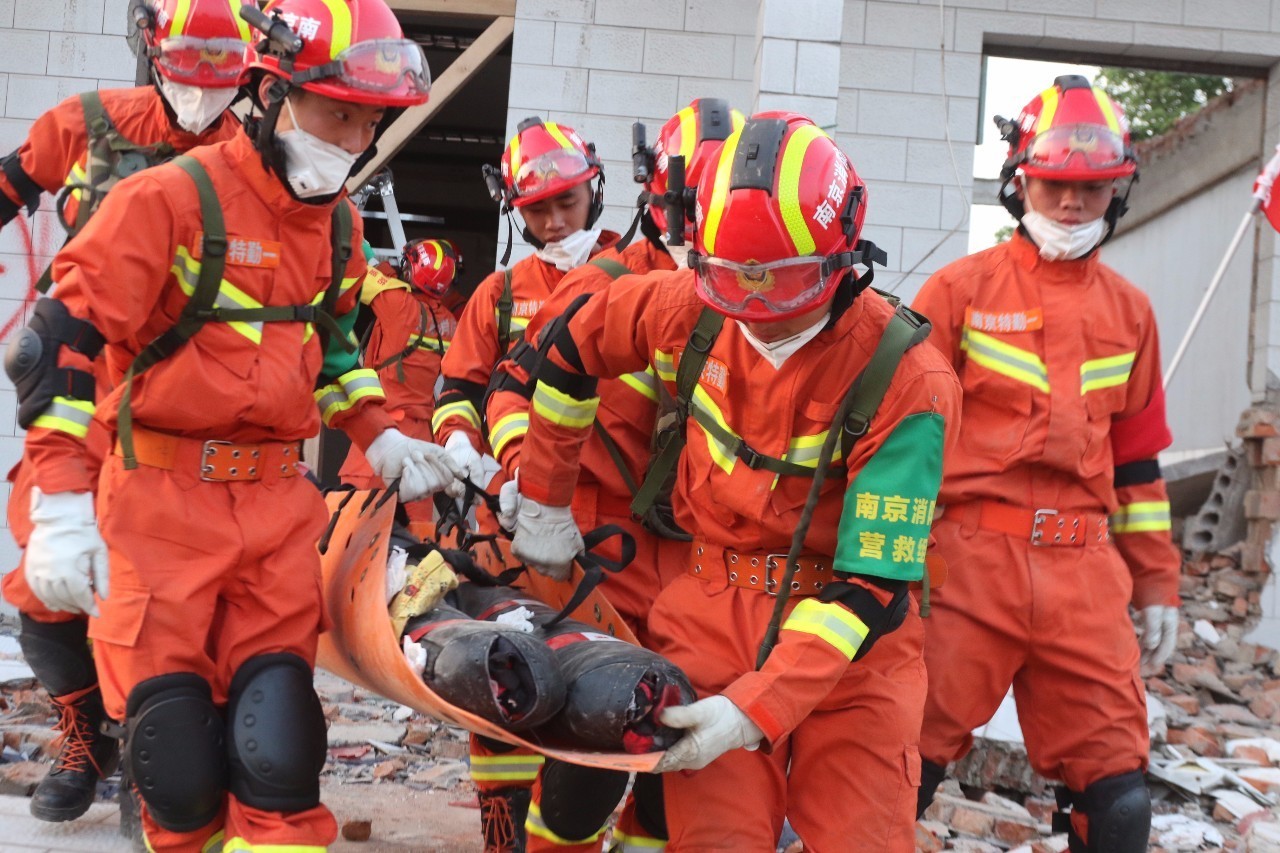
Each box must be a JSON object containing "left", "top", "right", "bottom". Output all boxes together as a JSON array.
[
  {"left": 252, "top": 0, "right": 430, "bottom": 107},
  {"left": 403, "top": 238, "right": 458, "bottom": 296},
  {"left": 492, "top": 117, "right": 602, "bottom": 209},
  {"left": 645, "top": 99, "right": 744, "bottom": 241},
  {"left": 1003, "top": 75, "right": 1136, "bottom": 181},
  {"left": 691, "top": 113, "right": 873, "bottom": 322},
  {"left": 136, "top": 0, "right": 254, "bottom": 87}
]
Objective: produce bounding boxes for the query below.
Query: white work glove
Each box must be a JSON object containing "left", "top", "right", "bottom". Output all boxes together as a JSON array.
[
  {"left": 654, "top": 695, "right": 764, "bottom": 772},
  {"left": 26, "top": 488, "right": 109, "bottom": 617},
  {"left": 509, "top": 497, "right": 582, "bottom": 581},
  {"left": 496, "top": 471, "right": 521, "bottom": 533},
  {"left": 443, "top": 432, "right": 490, "bottom": 500},
  {"left": 366, "top": 428, "right": 462, "bottom": 501},
  {"left": 1139, "top": 605, "right": 1180, "bottom": 672}
]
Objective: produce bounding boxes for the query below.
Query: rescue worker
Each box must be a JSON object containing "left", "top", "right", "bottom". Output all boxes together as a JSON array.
[
  {"left": 8, "top": 0, "right": 461, "bottom": 849},
  {"left": 434, "top": 116, "right": 619, "bottom": 852},
  {"left": 912, "top": 76, "right": 1182, "bottom": 852},
  {"left": 508, "top": 113, "right": 961, "bottom": 851},
  {"left": 0, "top": 0, "right": 251, "bottom": 822},
  {"left": 340, "top": 237, "right": 459, "bottom": 522},
  {"left": 485, "top": 98, "right": 743, "bottom": 852}
]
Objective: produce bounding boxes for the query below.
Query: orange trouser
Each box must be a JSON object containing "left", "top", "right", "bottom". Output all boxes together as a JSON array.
[
  {"left": 88, "top": 452, "right": 338, "bottom": 852},
  {"left": 919, "top": 508, "right": 1149, "bottom": 794},
  {"left": 648, "top": 572, "right": 926, "bottom": 852}
]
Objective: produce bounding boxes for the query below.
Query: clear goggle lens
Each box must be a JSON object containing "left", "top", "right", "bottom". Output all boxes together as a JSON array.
[
  {"left": 1025, "top": 124, "right": 1127, "bottom": 171},
  {"left": 690, "top": 254, "right": 838, "bottom": 315},
  {"left": 153, "top": 36, "right": 252, "bottom": 81},
  {"left": 329, "top": 39, "right": 431, "bottom": 95},
  {"left": 513, "top": 149, "right": 593, "bottom": 198}
]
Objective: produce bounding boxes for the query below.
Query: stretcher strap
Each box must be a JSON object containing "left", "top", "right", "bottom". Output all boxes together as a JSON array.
[{"left": 543, "top": 524, "right": 637, "bottom": 629}]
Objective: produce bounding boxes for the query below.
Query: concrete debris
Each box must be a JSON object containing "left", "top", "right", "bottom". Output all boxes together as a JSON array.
[{"left": 1151, "top": 813, "right": 1225, "bottom": 848}]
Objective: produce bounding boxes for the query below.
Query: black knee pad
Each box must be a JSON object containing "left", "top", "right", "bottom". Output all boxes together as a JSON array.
[
  {"left": 227, "top": 653, "right": 326, "bottom": 812},
  {"left": 536, "top": 759, "right": 628, "bottom": 842},
  {"left": 631, "top": 771, "right": 667, "bottom": 840},
  {"left": 1060, "top": 770, "right": 1151, "bottom": 853},
  {"left": 917, "top": 758, "right": 947, "bottom": 819},
  {"left": 125, "top": 673, "right": 226, "bottom": 833}
]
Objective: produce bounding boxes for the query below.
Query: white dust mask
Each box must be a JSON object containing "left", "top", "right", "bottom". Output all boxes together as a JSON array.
[
  {"left": 736, "top": 311, "right": 830, "bottom": 369},
  {"left": 1020, "top": 190, "right": 1108, "bottom": 261},
  {"left": 158, "top": 77, "right": 236, "bottom": 135},
  {"left": 535, "top": 228, "right": 601, "bottom": 272},
  {"left": 275, "top": 98, "right": 360, "bottom": 199}
]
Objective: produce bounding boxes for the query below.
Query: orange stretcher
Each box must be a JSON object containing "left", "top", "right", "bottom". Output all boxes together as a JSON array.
[{"left": 314, "top": 488, "right": 661, "bottom": 772}]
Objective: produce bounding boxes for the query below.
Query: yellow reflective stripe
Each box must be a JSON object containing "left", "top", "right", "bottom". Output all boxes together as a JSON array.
[
  {"left": 410, "top": 333, "right": 449, "bottom": 352},
  {"left": 702, "top": 126, "right": 741, "bottom": 254},
  {"left": 544, "top": 122, "right": 575, "bottom": 152},
  {"left": 489, "top": 412, "right": 529, "bottom": 459},
  {"left": 431, "top": 242, "right": 444, "bottom": 270},
  {"left": 1036, "top": 85, "right": 1059, "bottom": 134},
  {"left": 782, "top": 598, "right": 869, "bottom": 660},
  {"left": 469, "top": 752, "right": 544, "bottom": 781},
  {"left": 222, "top": 838, "right": 326, "bottom": 853},
  {"left": 777, "top": 123, "right": 825, "bottom": 256},
  {"left": 508, "top": 132, "right": 522, "bottom": 176},
  {"left": 227, "top": 0, "right": 252, "bottom": 43},
  {"left": 676, "top": 105, "right": 697, "bottom": 165},
  {"left": 652, "top": 349, "right": 675, "bottom": 382},
  {"left": 525, "top": 801, "right": 603, "bottom": 845},
  {"left": 689, "top": 384, "right": 736, "bottom": 474},
  {"left": 1080, "top": 351, "right": 1135, "bottom": 394},
  {"left": 432, "top": 399, "right": 481, "bottom": 432},
  {"left": 171, "top": 246, "right": 264, "bottom": 344},
  {"left": 201, "top": 829, "right": 226, "bottom": 853},
  {"left": 170, "top": 0, "right": 193, "bottom": 37},
  {"left": 31, "top": 396, "right": 95, "bottom": 439},
  {"left": 65, "top": 161, "right": 87, "bottom": 187},
  {"left": 317, "top": 0, "right": 353, "bottom": 56},
  {"left": 1093, "top": 87, "right": 1121, "bottom": 134},
  {"left": 961, "top": 327, "right": 1050, "bottom": 393},
  {"left": 493, "top": 307, "right": 531, "bottom": 332},
  {"left": 619, "top": 367, "right": 658, "bottom": 403},
  {"left": 338, "top": 368, "right": 384, "bottom": 403},
  {"left": 1110, "top": 500, "right": 1171, "bottom": 534},
  {"left": 784, "top": 429, "right": 844, "bottom": 469},
  {"left": 340, "top": 274, "right": 360, "bottom": 294},
  {"left": 532, "top": 381, "right": 599, "bottom": 429},
  {"left": 611, "top": 828, "right": 667, "bottom": 851},
  {"left": 313, "top": 384, "right": 349, "bottom": 424}
]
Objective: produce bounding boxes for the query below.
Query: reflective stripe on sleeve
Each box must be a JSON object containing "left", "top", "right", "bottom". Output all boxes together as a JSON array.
[
  {"left": 432, "top": 399, "right": 482, "bottom": 433},
  {"left": 781, "top": 598, "right": 870, "bottom": 660},
  {"left": 489, "top": 412, "right": 530, "bottom": 459},
  {"left": 532, "top": 381, "right": 599, "bottom": 429},
  {"left": 31, "top": 397, "right": 95, "bottom": 439},
  {"left": 314, "top": 368, "right": 385, "bottom": 425},
  {"left": 1110, "top": 500, "right": 1171, "bottom": 534}
]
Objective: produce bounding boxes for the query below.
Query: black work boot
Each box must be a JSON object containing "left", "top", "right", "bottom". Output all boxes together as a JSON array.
[
  {"left": 18, "top": 615, "right": 120, "bottom": 822},
  {"left": 479, "top": 785, "right": 532, "bottom": 853}
]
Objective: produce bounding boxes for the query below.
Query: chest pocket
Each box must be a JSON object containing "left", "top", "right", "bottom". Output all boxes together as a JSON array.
[
  {"left": 1080, "top": 328, "right": 1136, "bottom": 420},
  {"left": 957, "top": 325, "right": 1043, "bottom": 465}
]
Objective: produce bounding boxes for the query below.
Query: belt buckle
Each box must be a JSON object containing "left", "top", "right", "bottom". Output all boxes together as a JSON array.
[
  {"left": 201, "top": 440, "right": 233, "bottom": 481},
  {"left": 1031, "top": 508, "right": 1058, "bottom": 546},
  {"left": 764, "top": 554, "right": 789, "bottom": 596}
]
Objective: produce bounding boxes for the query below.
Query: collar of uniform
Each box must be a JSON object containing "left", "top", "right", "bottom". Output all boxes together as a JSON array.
[
  {"left": 1008, "top": 228, "right": 1100, "bottom": 282},
  {"left": 218, "top": 127, "right": 335, "bottom": 220}
]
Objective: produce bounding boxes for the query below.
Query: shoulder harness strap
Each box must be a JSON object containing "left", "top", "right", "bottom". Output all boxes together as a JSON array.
[{"left": 496, "top": 267, "right": 514, "bottom": 352}]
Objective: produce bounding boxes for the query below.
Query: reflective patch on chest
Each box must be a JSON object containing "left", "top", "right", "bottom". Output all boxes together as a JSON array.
[
  {"left": 193, "top": 233, "right": 282, "bottom": 269},
  {"left": 964, "top": 305, "right": 1042, "bottom": 333}
]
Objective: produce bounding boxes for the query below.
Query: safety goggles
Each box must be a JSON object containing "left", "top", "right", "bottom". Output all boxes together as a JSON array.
[
  {"left": 295, "top": 39, "right": 431, "bottom": 97},
  {"left": 513, "top": 148, "right": 594, "bottom": 200},
  {"left": 688, "top": 252, "right": 854, "bottom": 317},
  {"left": 151, "top": 36, "right": 252, "bottom": 84},
  {"left": 1025, "top": 124, "right": 1128, "bottom": 172}
]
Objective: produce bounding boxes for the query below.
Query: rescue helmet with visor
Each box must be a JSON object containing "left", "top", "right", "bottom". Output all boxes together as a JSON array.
[
  {"left": 403, "top": 238, "right": 458, "bottom": 297},
  {"left": 131, "top": 0, "right": 255, "bottom": 87},
  {"left": 690, "top": 112, "right": 884, "bottom": 323}
]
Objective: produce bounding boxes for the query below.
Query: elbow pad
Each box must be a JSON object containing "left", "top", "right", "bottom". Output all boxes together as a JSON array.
[
  {"left": 0, "top": 151, "right": 42, "bottom": 223},
  {"left": 5, "top": 298, "right": 104, "bottom": 428},
  {"left": 818, "top": 576, "right": 910, "bottom": 662}
]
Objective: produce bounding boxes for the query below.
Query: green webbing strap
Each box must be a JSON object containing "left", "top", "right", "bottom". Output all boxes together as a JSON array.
[
  {"left": 756, "top": 305, "right": 924, "bottom": 669},
  {"left": 630, "top": 306, "right": 724, "bottom": 517},
  {"left": 318, "top": 200, "right": 356, "bottom": 356},
  {"left": 496, "top": 267, "right": 514, "bottom": 352},
  {"left": 117, "top": 155, "right": 226, "bottom": 469},
  {"left": 588, "top": 257, "right": 630, "bottom": 279},
  {"left": 374, "top": 302, "right": 431, "bottom": 383}
]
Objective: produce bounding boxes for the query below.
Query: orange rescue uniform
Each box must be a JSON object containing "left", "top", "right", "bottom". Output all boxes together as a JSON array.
[
  {"left": 488, "top": 239, "right": 682, "bottom": 852},
  {"left": 517, "top": 270, "right": 960, "bottom": 851},
  {"left": 340, "top": 269, "right": 455, "bottom": 510},
  {"left": 1, "top": 86, "right": 239, "bottom": 622},
  {"left": 0, "top": 86, "right": 239, "bottom": 229},
  {"left": 25, "top": 129, "right": 393, "bottom": 852},
  {"left": 912, "top": 231, "right": 1181, "bottom": 798}
]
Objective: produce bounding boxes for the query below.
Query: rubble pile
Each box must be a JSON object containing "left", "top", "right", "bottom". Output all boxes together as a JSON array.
[{"left": 919, "top": 548, "right": 1280, "bottom": 852}]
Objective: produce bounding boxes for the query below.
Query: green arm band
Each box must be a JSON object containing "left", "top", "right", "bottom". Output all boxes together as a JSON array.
[
  {"left": 321, "top": 303, "right": 362, "bottom": 381},
  {"left": 834, "top": 412, "right": 945, "bottom": 582}
]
